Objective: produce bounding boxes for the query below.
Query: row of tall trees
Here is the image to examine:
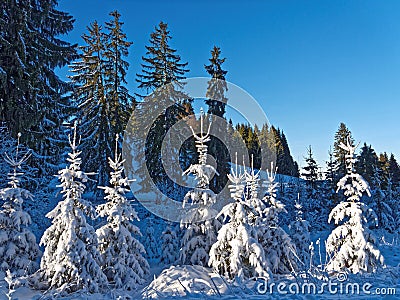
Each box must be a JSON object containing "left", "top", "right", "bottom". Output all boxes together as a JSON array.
[
  {"left": 302, "top": 123, "right": 400, "bottom": 193},
  {"left": 69, "top": 11, "right": 133, "bottom": 188},
  {"left": 1, "top": 1, "right": 302, "bottom": 197},
  {"left": 234, "top": 123, "right": 300, "bottom": 177},
  {"left": 301, "top": 122, "right": 400, "bottom": 233}
]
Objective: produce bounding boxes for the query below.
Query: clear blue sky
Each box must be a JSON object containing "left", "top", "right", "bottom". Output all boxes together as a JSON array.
[{"left": 56, "top": 0, "right": 400, "bottom": 170}]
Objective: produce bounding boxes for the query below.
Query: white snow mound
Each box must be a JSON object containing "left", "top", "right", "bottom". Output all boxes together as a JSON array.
[{"left": 142, "top": 265, "right": 227, "bottom": 298}]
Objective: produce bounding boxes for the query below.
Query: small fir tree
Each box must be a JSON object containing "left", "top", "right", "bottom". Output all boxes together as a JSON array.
[
  {"left": 179, "top": 110, "right": 221, "bottom": 266},
  {"left": 326, "top": 137, "right": 384, "bottom": 274},
  {"left": 31, "top": 124, "right": 107, "bottom": 293},
  {"left": 142, "top": 216, "right": 159, "bottom": 262},
  {"left": 160, "top": 223, "right": 179, "bottom": 265},
  {"left": 289, "top": 196, "right": 311, "bottom": 268},
  {"left": 209, "top": 155, "right": 270, "bottom": 280},
  {"left": 259, "top": 163, "right": 298, "bottom": 274},
  {"left": 96, "top": 135, "right": 149, "bottom": 289},
  {"left": 0, "top": 133, "right": 40, "bottom": 276},
  {"left": 301, "top": 145, "right": 318, "bottom": 190}
]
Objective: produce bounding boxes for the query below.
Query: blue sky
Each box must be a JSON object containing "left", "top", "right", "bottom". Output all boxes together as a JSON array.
[{"left": 56, "top": 0, "right": 400, "bottom": 169}]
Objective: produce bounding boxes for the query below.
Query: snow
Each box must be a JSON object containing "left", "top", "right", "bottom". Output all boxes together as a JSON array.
[
  {"left": 0, "top": 121, "right": 399, "bottom": 299},
  {"left": 142, "top": 265, "right": 228, "bottom": 298}
]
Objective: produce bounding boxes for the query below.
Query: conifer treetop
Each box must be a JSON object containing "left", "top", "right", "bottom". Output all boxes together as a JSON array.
[
  {"left": 183, "top": 109, "right": 217, "bottom": 189},
  {"left": 244, "top": 155, "right": 261, "bottom": 202},
  {"left": 99, "top": 134, "right": 135, "bottom": 195},
  {"left": 189, "top": 108, "right": 211, "bottom": 166},
  {"left": 336, "top": 136, "right": 371, "bottom": 201},
  {"left": 3, "top": 133, "right": 31, "bottom": 189},
  {"left": 227, "top": 153, "right": 246, "bottom": 202},
  {"left": 265, "top": 161, "right": 279, "bottom": 200}
]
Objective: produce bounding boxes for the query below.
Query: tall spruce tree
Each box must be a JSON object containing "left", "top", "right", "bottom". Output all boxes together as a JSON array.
[
  {"left": 0, "top": 0, "right": 77, "bottom": 175},
  {"left": 136, "top": 22, "right": 188, "bottom": 94},
  {"left": 204, "top": 46, "right": 230, "bottom": 193},
  {"left": 70, "top": 12, "right": 133, "bottom": 188},
  {"left": 104, "top": 11, "right": 134, "bottom": 135},
  {"left": 333, "top": 123, "right": 354, "bottom": 182},
  {"left": 69, "top": 21, "right": 109, "bottom": 187},
  {"left": 205, "top": 46, "right": 228, "bottom": 117},
  {"left": 135, "top": 21, "right": 190, "bottom": 193}
]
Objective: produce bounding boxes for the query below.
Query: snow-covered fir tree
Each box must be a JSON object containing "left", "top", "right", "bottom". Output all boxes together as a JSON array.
[
  {"left": 96, "top": 135, "right": 149, "bottom": 290},
  {"left": 180, "top": 111, "right": 221, "bottom": 266},
  {"left": 289, "top": 196, "right": 311, "bottom": 268},
  {"left": 0, "top": 124, "right": 14, "bottom": 188},
  {"left": 142, "top": 216, "right": 159, "bottom": 262},
  {"left": 258, "top": 163, "right": 298, "bottom": 274},
  {"left": 160, "top": 223, "right": 179, "bottom": 265},
  {"left": 31, "top": 124, "right": 107, "bottom": 293},
  {"left": 243, "top": 156, "right": 266, "bottom": 224},
  {"left": 209, "top": 155, "right": 270, "bottom": 280},
  {"left": 326, "top": 137, "right": 384, "bottom": 274},
  {"left": 0, "top": 133, "right": 40, "bottom": 276}
]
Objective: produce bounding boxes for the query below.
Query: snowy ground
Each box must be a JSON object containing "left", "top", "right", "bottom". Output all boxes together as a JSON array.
[{"left": 0, "top": 231, "right": 398, "bottom": 299}]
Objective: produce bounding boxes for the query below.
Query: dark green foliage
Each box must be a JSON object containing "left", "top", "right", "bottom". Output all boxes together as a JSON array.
[
  {"left": 136, "top": 21, "right": 188, "bottom": 95},
  {"left": 388, "top": 154, "right": 400, "bottom": 189},
  {"left": 377, "top": 152, "right": 400, "bottom": 190},
  {"left": 204, "top": 46, "right": 230, "bottom": 193},
  {"left": 325, "top": 148, "right": 339, "bottom": 203},
  {"left": 333, "top": 123, "right": 354, "bottom": 181},
  {"left": 69, "top": 21, "right": 108, "bottom": 187},
  {"left": 356, "top": 143, "right": 379, "bottom": 188},
  {"left": 234, "top": 123, "right": 298, "bottom": 177},
  {"left": 205, "top": 46, "right": 228, "bottom": 117},
  {"left": 0, "top": 0, "right": 77, "bottom": 174},
  {"left": 104, "top": 11, "right": 134, "bottom": 136},
  {"left": 135, "top": 22, "right": 191, "bottom": 195},
  {"left": 302, "top": 145, "right": 318, "bottom": 189},
  {"left": 69, "top": 11, "right": 133, "bottom": 188}
]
